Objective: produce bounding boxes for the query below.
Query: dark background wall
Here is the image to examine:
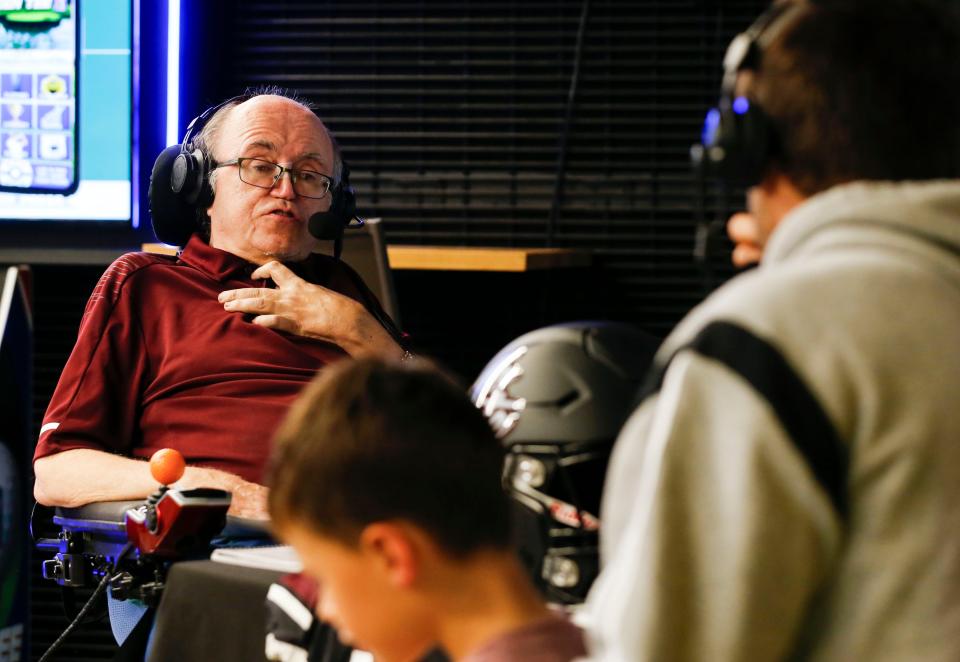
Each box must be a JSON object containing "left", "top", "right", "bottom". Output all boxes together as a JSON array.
[
  {"left": 183, "top": 0, "right": 766, "bottom": 377},
  {"left": 27, "top": 1, "right": 766, "bottom": 658}
]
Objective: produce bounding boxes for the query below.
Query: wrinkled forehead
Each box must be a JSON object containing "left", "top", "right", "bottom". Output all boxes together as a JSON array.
[{"left": 214, "top": 95, "right": 334, "bottom": 165}]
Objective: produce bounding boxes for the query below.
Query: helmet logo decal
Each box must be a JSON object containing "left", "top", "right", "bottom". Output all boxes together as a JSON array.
[{"left": 473, "top": 346, "right": 528, "bottom": 438}]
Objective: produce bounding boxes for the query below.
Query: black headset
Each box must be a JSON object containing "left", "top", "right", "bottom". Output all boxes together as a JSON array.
[
  {"left": 691, "top": 2, "right": 805, "bottom": 187},
  {"left": 148, "top": 94, "right": 360, "bottom": 254}
]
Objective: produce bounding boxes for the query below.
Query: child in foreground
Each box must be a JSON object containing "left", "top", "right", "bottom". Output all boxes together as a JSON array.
[{"left": 267, "top": 358, "right": 586, "bottom": 662}]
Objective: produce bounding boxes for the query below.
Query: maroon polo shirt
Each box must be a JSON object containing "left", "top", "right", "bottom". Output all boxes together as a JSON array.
[{"left": 35, "top": 235, "right": 396, "bottom": 484}]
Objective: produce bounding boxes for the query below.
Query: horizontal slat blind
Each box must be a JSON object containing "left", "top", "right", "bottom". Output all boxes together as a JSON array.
[{"left": 223, "top": 1, "right": 766, "bottom": 337}]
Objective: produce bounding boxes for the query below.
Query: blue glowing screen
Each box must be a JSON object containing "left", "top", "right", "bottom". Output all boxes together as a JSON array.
[{"left": 0, "top": 0, "right": 131, "bottom": 221}]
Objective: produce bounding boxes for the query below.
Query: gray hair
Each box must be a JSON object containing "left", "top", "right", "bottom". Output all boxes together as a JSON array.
[{"left": 193, "top": 86, "right": 343, "bottom": 235}]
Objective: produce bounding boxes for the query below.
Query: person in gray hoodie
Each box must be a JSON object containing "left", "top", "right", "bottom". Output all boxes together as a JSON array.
[{"left": 584, "top": 1, "right": 960, "bottom": 661}]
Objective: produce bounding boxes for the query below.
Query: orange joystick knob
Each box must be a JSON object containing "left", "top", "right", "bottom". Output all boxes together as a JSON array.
[{"left": 150, "top": 448, "right": 186, "bottom": 486}]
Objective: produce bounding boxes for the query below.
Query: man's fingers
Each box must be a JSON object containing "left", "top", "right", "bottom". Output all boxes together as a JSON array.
[
  {"left": 727, "top": 212, "right": 764, "bottom": 268},
  {"left": 218, "top": 287, "right": 264, "bottom": 303},
  {"left": 252, "top": 314, "right": 298, "bottom": 334},
  {"left": 250, "top": 260, "right": 297, "bottom": 284},
  {"left": 727, "top": 212, "right": 761, "bottom": 244},
  {"left": 732, "top": 243, "right": 763, "bottom": 268},
  {"left": 223, "top": 294, "right": 273, "bottom": 313}
]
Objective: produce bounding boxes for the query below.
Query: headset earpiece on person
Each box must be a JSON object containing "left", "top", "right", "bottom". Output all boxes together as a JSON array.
[
  {"left": 691, "top": 2, "right": 804, "bottom": 187},
  {"left": 148, "top": 93, "right": 361, "bottom": 256}
]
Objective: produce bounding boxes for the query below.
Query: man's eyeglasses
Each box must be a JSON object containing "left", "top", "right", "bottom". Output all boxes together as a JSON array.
[{"left": 213, "top": 157, "right": 333, "bottom": 199}]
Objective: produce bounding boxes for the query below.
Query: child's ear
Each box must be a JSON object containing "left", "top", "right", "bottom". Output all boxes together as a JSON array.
[{"left": 359, "top": 522, "right": 419, "bottom": 588}]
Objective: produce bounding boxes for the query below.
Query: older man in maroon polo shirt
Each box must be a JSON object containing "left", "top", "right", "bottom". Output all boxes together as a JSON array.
[{"left": 32, "top": 92, "right": 405, "bottom": 519}]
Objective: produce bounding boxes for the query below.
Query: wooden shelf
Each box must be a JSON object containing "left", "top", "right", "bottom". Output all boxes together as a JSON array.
[
  {"left": 386, "top": 246, "right": 590, "bottom": 272},
  {"left": 141, "top": 243, "right": 179, "bottom": 256},
  {"left": 143, "top": 243, "right": 590, "bottom": 272}
]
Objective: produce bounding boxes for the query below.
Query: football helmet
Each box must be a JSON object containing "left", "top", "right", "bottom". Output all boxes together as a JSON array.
[{"left": 472, "top": 321, "right": 658, "bottom": 603}]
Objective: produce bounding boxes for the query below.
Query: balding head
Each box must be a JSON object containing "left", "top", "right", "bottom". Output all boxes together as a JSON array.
[
  {"left": 196, "top": 91, "right": 342, "bottom": 188},
  {"left": 199, "top": 90, "right": 344, "bottom": 264}
]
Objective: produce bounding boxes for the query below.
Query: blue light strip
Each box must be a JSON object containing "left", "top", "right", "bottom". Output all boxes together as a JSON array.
[
  {"left": 165, "top": 0, "right": 180, "bottom": 146},
  {"left": 132, "top": 0, "right": 141, "bottom": 228}
]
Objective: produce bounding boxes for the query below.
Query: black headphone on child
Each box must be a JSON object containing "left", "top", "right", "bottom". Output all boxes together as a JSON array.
[
  {"left": 149, "top": 94, "right": 360, "bottom": 254},
  {"left": 690, "top": 2, "right": 805, "bottom": 186}
]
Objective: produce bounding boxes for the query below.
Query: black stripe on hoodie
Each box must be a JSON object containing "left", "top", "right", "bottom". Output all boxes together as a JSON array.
[{"left": 639, "top": 320, "right": 849, "bottom": 519}]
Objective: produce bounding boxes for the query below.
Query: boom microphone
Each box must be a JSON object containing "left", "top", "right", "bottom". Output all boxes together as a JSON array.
[
  {"left": 308, "top": 210, "right": 348, "bottom": 240},
  {"left": 307, "top": 210, "right": 365, "bottom": 260}
]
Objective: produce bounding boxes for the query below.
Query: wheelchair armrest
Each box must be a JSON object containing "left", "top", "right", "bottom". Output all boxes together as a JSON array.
[
  {"left": 47, "top": 494, "right": 249, "bottom": 541},
  {"left": 53, "top": 500, "right": 143, "bottom": 534},
  {"left": 33, "top": 500, "right": 142, "bottom": 588},
  {"left": 37, "top": 491, "right": 233, "bottom": 594}
]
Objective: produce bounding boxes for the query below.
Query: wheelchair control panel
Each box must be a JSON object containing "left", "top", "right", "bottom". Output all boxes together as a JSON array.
[{"left": 33, "top": 449, "right": 232, "bottom": 606}]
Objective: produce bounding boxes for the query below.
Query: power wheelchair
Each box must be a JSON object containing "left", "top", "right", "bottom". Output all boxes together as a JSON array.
[{"left": 31, "top": 451, "right": 233, "bottom": 660}]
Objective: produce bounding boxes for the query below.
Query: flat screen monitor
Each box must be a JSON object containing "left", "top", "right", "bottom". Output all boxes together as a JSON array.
[{"left": 0, "top": 0, "right": 131, "bottom": 222}]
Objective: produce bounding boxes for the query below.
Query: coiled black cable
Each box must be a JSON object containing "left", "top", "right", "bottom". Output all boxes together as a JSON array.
[{"left": 37, "top": 542, "right": 134, "bottom": 662}]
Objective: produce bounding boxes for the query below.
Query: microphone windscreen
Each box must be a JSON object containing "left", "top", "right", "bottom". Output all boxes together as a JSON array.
[{"left": 308, "top": 210, "right": 346, "bottom": 240}]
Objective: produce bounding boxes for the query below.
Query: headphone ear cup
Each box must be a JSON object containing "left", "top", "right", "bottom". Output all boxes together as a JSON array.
[
  {"left": 150, "top": 145, "right": 200, "bottom": 246},
  {"left": 170, "top": 147, "right": 211, "bottom": 205},
  {"left": 706, "top": 101, "right": 774, "bottom": 186}
]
